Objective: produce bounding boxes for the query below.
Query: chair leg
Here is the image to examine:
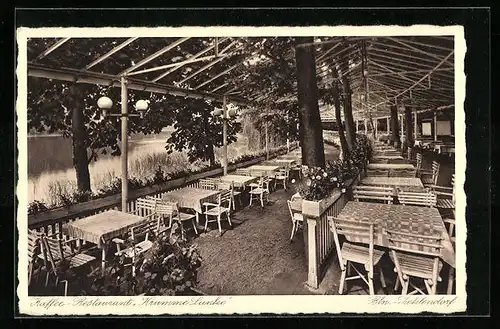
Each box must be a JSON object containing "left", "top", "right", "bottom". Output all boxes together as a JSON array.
[
  {"left": 447, "top": 267, "right": 455, "bottom": 295},
  {"left": 45, "top": 271, "right": 50, "bottom": 287},
  {"left": 368, "top": 271, "right": 375, "bottom": 295},
  {"left": 290, "top": 221, "right": 296, "bottom": 241},
  {"left": 339, "top": 261, "right": 347, "bottom": 294},
  {"left": 192, "top": 219, "right": 198, "bottom": 235},
  {"left": 379, "top": 265, "right": 387, "bottom": 288},
  {"left": 402, "top": 277, "right": 409, "bottom": 295},
  {"left": 260, "top": 193, "right": 264, "bottom": 207},
  {"left": 227, "top": 212, "right": 232, "bottom": 227},
  {"left": 249, "top": 193, "right": 253, "bottom": 206},
  {"left": 217, "top": 215, "right": 222, "bottom": 234},
  {"left": 204, "top": 215, "right": 209, "bottom": 232}
]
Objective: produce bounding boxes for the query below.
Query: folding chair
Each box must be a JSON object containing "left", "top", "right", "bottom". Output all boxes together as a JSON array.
[
  {"left": 353, "top": 185, "right": 394, "bottom": 204},
  {"left": 397, "top": 190, "right": 437, "bottom": 207},
  {"left": 329, "top": 216, "right": 386, "bottom": 295},
  {"left": 387, "top": 229, "right": 444, "bottom": 295}
]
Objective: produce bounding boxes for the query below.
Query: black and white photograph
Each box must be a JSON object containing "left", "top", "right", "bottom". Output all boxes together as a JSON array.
[{"left": 17, "top": 24, "right": 466, "bottom": 315}]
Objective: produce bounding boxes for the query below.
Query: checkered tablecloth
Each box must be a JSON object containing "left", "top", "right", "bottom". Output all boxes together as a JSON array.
[
  {"left": 63, "top": 210, "right": 146, "bottom": 248},
  {"left": 219, "top": 174, "right": 259, "bottom": 188},
  {"left": 247, "top": 165, "right": 280, "bottom": 177},
  {"left": 332, "top": 202, "right": 455, "bottom": 268},
  {"left": 372, "top": 155, "right": 404, "bottom": 160},
  {"left": 361, "top": 177, "right": 426, "bottom": 192},
  {"left": 162, "top": 187, "right": 220, "bottom": 214}
]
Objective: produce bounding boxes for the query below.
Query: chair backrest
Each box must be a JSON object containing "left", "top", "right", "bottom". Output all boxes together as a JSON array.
[
  {"left": 155, "top": 200, "right": 178, "bottom": 217},
  {"left": 385, "top": 229, "right": 443, "bottom": 258},
  {"left": 397, "top": 190, "right": 437, "bottom": 207},
  {"left": 218, "top": 190, "right": 232, "bottom": 208},
  {"left": 235, "top": 168, "right": 251, "bottom": 176},
  {"left": 390, "top": 169, "right": 416, "bottom": 178},
  {"left": 353, "top": 185, "right": 394, "bottom": 204},
  {"left": 329, "top": 216, "right": 377, "bottom": 271},
  {"left": 416, "top": 153, "right": 423, "bottom": 170},
  {"left": 431, "top": 161, "right": 440, "bottom": 184},
  {"left": 367, "top": 169, "right": 389, "bottom": 177},
  {"left": 260, "top": 175, "right": 270, "bottom": 191},
  {"left": 286, "top": 200, "right": 299, "bottom": 223},
  {"left": 276, "top": 168, "right": 289, "bottom": 178},
  {"left": 199, "top": 179, "right": 217, "bottom": 190},
  {"left": 40, "top": 234, "right": 66, "bottom": 273},
  {"left": 130, "top": 216, "right": 159, "bottom": 242},
  {"left": 136, "top": 197, "right": 158, "bottom": 217},
  {"left": 28, "top": 229, "right": 42, "bottom": 264}
]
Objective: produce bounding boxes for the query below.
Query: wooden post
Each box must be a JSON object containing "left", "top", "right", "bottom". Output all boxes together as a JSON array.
[
  {"left": 390, "top": 106, "right": 399, "bottom": 147},
  {"left": 222, "top": 95, "right": 228, "bottom": 175},
  {"left": 414, "top": 110, "right": 418, "bottom": 138},
  {"left": 405, "top": 106, "right": 414, "bottom": 147},
  {"left": 356, "top": 120, "right": 359, "bottom": 132},
  {"left": 433, "top": 110, "right": 438, "bottom": 141},
  {"left": 120, "top": 76, "right": 128, "bottom": 212},
  {"left": 400, "top": 113, "right": 404, "bottom": 148},
  {"left": 306, "top": 217, "right": 319, "bottom": 288}
]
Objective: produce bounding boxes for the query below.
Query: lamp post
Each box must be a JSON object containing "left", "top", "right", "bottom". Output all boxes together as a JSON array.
[
  {"left": 97, "top": 77, "right": 150, "bottom": 212},
  {"left": 212, "top": 95, "right": 237, "bottom": 175}
]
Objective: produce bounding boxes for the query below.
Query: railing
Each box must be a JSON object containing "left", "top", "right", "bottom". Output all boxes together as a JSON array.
[
  {"left": 28, "top": 143, "right": 298, "bottom": 234},
  {"left": 304, "top": 170, "right": 364, "bottom": 289}
]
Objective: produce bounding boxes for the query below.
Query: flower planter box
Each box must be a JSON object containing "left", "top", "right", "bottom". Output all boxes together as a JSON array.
[{"left": 302, "top": 190, "right": 343, "bottom": 218}]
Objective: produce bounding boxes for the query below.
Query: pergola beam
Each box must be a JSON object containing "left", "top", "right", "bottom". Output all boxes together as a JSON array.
[
  {"left": 35, "top": 37, "right": 71, "bottom": 60},
  {"left": 390, "top": 37, "right": 454, "bottom": 53},
  {"left": 369, "top": 67, "right": 454, "bottom": 77},
  {"left": 28, "top": 63, "right": 251, "bottom": 106},
  {"left": 127, "top": 54, "right": 228, "bottom": 76},
  {"left": 382, "top": 38, "right": 454, "bottom": 66},
  {"left": 368, "top": 50, "right": 455, "bottom": 111},
  {"left": 368, "top": 59, "right": 427, "bottom": 88},
  {"left": 152, "top": 37, "right": 230, "bottom": 82},
  {"left": 119, "top": 37, "right": 190, "bottom": 75},
  {"left": 194, "top": 61, "right": 242, "bottom": 90},
  {"left": 369, "top": 52, "right": 438, "bottom": 71},
  {"left": 83, "top": 37, "right": 138, "bottom": 70}
]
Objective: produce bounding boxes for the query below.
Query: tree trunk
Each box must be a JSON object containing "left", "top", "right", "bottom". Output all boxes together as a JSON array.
[
  {"left": 333, "top": 82, "right": 349, "bottom": 157},
  {"left": 295, "top": 37, "right": 325, "bottom": 167},
  {"left": 70, "top": 85, "right": 92, "bottom": 192},
  {"left": 390, "top": 105, "right": 400, "bottom": 147},
  {"left": 341, "top": 77, "right": 356, "bottom": 151},
  {"left": 405, "top": 106, "right": 414, "bottom": 147}
]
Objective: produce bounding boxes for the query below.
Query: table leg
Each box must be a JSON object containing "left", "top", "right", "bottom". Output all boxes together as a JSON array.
[
  {"left": 195, "top": 212, "right": 200, "bottom": 226},
  {"left": 101, "top": 244, "right": 107, "bottom": 273},
  {"left": 447, "top": 267, "right": 455, "bottom": 295}
]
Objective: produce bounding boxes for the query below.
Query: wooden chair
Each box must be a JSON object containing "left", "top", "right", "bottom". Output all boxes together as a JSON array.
[
  {"left": 40, "top": 232, "right": 97, "bottom": 287},
  {"left": 28, "top": 229, "right": 44, "bottom": 286},
  {"left": 199, "top": 179, "right": 218, "bottom": 190},
  {"left": 329, "top": 217, "right": 386, "bottom": 295},
  {"left": 155, "top": 200, "right": 198, "bottom": 239},
  {"left": 386, "top": 229, "right": 444, "bottom": 295},
  {"left": 287, "top": 200, "right": 304, "bottom": 241},
  {"left": 113, "top": 216, "right": 158, "bottom": 276},
  {"left": 290, "top": 163, "right": 302, "bottom": 179},
  {"left": 397, "top": 190, "right": 437, "bottom": 207},
  {"left": 431, "top": 174, "right": 455, "bottom": 216},
  {"left": 249, "top": 175, "right": 270, "bottom": 207},
  {"left": 390, "top": 169, "right": 416, "bottom": 178},
  {"left": 203, "top": 190, "right": 232, "bottom": 235},
  {"left": 235, "top": 168, "right": 251, "bottom": 176},
  {"left": 274, "top": 167, "right": 290, "bottom": 191},
  {"left": 218, "top": 181, "right": 240, "bottom": 211},
  {"left": 132, "top": 197, "right": 159, "bottom": 220},
  {"left": 353, "top": 185, "right": 394, "bottom": 204},
  {"left": 421, "top": 161, "right": 440, "bottom": 188},
  {"left": 367, "top": 169, "right": 389, "bottom": 177}
]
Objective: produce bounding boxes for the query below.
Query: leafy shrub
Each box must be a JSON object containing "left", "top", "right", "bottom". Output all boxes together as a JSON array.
[{"left": 28, "top": 200, "right": 49, "bottom": 215}]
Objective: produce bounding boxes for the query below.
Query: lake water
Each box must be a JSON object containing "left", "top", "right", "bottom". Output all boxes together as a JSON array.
[{"left": 26, "top": 131, "right": 253, "bottom": 205}]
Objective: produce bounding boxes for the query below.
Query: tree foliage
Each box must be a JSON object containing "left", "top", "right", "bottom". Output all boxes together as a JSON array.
[{"left": 165, "top": 99, "right": 240, "bottom": 165}]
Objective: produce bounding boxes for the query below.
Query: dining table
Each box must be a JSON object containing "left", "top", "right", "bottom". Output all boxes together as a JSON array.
[
  {"left": 247, "top": 164, "right": 281, "bottom": 177},
  {"left": 63, "top": 210, "right": 147, "bottom": 271},
  {"left": 162, "top": 187, "right": 221, "bottom": 225},
  {"left": 331, "top": 201, "right": 455, "bottom": 293},
  {"left": 367, "top": 163, "right": 417, "bottom": 177},
  {"left": 218, "top": 174, "right": 259, "bottom": 188},
  {"left": 360, "top": 176, "right": 426, "bottom": 192},
  {"left": 372, "top": 155, "right": 404, "bottom": 161}
]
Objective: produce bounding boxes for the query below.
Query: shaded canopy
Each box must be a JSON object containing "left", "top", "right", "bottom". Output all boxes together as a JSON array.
[{"left": 27, "top": 35, "right": 455, "bottom": 119}]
